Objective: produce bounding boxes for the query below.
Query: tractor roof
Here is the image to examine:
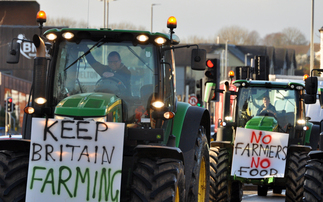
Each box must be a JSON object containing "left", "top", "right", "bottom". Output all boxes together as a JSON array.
[
  {"left": 43, "top": 28, "right": 180, "bottom": 45},
  {"left": 233, "top": 80, "right": 305, "bottom": 89}
]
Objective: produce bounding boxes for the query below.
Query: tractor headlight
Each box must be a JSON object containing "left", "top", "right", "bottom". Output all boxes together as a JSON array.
[
  {"left": 62, "top": 32, "right": 74, "bottom": 40},
  {"left": 297, "top": 119, "right": 306, "bottom": 125},
  {"left": 151, "top": 101, "right": 164, "bottom": 109},
  {"left": 137, "top": 35, "right": 149, "bottom": 42},
  {"left": 46, "top": 33, "right": 57, "bottom": 41},
  {"left": 225, "top": 116, "right": 232, "bottom": 121},
  {"left": 35, "top": 97, "right": 47, "bottom": 105}
]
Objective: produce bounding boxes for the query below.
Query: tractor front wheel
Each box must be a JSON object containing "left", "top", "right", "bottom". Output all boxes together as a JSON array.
[
  {"left": 186, "top": 127, "right": 210, "bottom": 202},
  {"left": 131, "top": 157, "right": 185, "bottom": 202},
  {"left": 303, "top": 159, "right": 323, "bottom": 202},
  {"left": 0, "top": 150, "right": 29, "bottom": 202},
  {"left": 285, "top": 150, "right": 308, "bottom": 202},
  {"left": 209, "top": 146, "right": 242, "bottom": 202}
]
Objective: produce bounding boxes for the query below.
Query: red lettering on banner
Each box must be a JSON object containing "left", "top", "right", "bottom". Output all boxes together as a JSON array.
[
  {"left": 250, "top": 131, "right": 262, "bottom": 143},
  {"left": 251, "top": 157, "right": 271, "bottom": 169},
  {"left": 251, "top": 157, "right": 260, "bottom": 168},
  {"left": 250, "top": 131, "right": 272, "bottom": 144},
  {"left": 260, "top": 158, "right": 270, "bottom": 168},
  {"left": 262, "top": 135, "right": 272, "bottom": 144}
]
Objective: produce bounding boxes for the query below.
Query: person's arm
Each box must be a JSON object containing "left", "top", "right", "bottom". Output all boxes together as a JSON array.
[{"left": 84, "top": 52, "right": 106, "bottom": 76}]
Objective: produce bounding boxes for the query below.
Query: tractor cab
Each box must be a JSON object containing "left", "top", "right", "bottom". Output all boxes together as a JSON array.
[{"left": 221, "top": 80, "right": 308, "bottom": 144}]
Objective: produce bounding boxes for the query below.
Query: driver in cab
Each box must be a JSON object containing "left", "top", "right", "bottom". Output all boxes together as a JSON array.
[
  {"left": 256, "top": 95, "right": 277, "bottom": 117},
  {"left": 86, "top": 51, "right": 131, "bottom": 90}
]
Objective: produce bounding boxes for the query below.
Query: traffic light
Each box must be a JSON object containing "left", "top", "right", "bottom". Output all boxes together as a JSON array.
[
  {"left": 205, "top": 59, "right": 218, "bottom": 84},
  {"left": 6, "top": 97, "right": 13, "bottom": 112}
]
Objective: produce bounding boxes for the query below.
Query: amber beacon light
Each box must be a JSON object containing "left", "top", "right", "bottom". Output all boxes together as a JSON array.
[
  {"left": 36, "top": 10, "right": 47, "bottom": 23},
  {"left": 167, "top": 16, "right": 177, "bottom": 29}
]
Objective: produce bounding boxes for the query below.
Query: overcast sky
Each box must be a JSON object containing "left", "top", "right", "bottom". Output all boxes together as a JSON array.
[{"left": 37, "top": 0, "right": 323, "bottom": 43}]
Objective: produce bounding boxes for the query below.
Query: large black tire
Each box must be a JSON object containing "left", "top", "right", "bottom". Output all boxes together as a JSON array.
[
  {"left": 186, "top": 127, "right": 210, "bottom": 202},
  {"left": 131, "top": 157, "right": 185, "bottom": 202},
  {"left": 285, "top": 150, "right": 309, "bottom": 202},
  {"left": 209, "top": 147, "right": 242, "bottom": 202},
  {"left": 303, "top": 159, "right": 323, "bottom": 202},
  {"left": 0, "top": 150, "right": 29, "bottom": 202}
]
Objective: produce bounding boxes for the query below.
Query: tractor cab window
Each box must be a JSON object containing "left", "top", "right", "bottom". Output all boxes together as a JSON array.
[
  {"left": 52, "top": 39, "right": 157, "bottom": 124},
  {"left": 237, "top": 87, "right": 298, "bottom": 131}
]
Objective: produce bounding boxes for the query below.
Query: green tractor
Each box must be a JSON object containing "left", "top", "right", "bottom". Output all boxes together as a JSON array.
[
  {"left": 209, "top": 75, "right": 318, "bottom": 202},
  {"left": 302, "top": 70, "right": 323, "bottom": 202},
  {"left": 1, "top": 14, "right": 211, "bottom": 201}
]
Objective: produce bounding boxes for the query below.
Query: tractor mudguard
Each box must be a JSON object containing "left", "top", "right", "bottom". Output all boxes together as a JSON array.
[
  {"left": 308, "top": 123, "right": 320, "bottom": 150},
  {"left": 308, "top": 150, "right": 323, "bottom": 160},
  {"left": 173, "top": 102, "right": 210, "bottom": 146},
  {"left": 134, "top": 145, "right": 184, "bottom": 162},
  {"left": 288, "top": 144, "right": 312, "bottom": 153},
  {"left": 0, "top": 139, "right": 30, "bottom": 152},
  {"left": 177, "top": 104, "right": 211, "bottom": 151},
  {"left": 210, "top": 140, "right": 233, "bottom": 150}
]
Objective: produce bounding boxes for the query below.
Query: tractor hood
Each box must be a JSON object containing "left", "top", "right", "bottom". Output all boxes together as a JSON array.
[
  {"left": 54, "top": 93, "right": 122, "bottom": 119},
  {"left": 245, "top": 116, "right": 278, "bottom": 132}
]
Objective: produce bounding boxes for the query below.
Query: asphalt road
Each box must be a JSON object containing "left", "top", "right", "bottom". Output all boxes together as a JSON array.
[{"left": 242, "top": 190, "right": 286, "bottom": 202}]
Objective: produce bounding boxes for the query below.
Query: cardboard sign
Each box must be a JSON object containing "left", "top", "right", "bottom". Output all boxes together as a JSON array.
[
  {"left": 231, "top": 127, "right": 289, "bottom": 178},
  {"left": 26, "top": 118, "right": 125, "bottom": 202}
]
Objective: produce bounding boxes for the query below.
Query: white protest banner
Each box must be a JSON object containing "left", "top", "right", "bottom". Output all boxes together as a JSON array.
[
  {"left": 231, "top": 127, "right": 289, "bottom": 178},
  {"left": 26, "top": 118, "right": 125, "bottom": 202}
]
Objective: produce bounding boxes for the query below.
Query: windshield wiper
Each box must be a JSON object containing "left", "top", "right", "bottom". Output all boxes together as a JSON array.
[
  {"left": 64, "top": 37, "right": 106, "bottom": 71},
  {"left": 127, "top": 46, "right": 153, "bottom": 72}
]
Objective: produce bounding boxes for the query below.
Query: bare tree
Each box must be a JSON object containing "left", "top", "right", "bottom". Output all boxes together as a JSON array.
[
  {"left": 216, "top": 25, "right": 260, "bottom": 45},
  {"left": 181, "top": 35, "right": 210, "bottom": 44},
  {"left": 245, "top": 31, "right": 261, "bottom": 45},
  {"left": 282, "top": 27, "right": 308, "bottom": 45},
  {"left": 46, "top": 18, "right": 147, "bottom": 30},
  {"left": 46, "top": 17, "right": 88, "bottom": 28},
  {"left": 262, "top": 32, "right": 285, "bottom": 46},
  {"left": 109, "top": 22, "right": 146, "bottom": 30},
  {"left": 263, "top": 27, "right": 308, "bottom": 46}
]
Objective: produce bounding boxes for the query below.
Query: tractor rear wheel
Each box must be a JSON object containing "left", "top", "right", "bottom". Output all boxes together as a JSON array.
[
  {"left": 285, "top": 150, "right": 308, "bottom": 202},
  {"left": 209, "top": 146, "right": 242, "bottom": 202},
  {"left": 303, "top": 159, "right": 323, "bottom": 202},
  {"left": 186, "top": 127, "right": 210, "bottom": 202},
  {"left": 0, "top": 150, "right": 29, "bottom": 202},
  {"left": 131, "top": 157, "right": 185, "bottom": 202}
]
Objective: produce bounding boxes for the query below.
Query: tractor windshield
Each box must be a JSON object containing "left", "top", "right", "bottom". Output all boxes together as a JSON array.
[
  {"left": 52, "top": 39, "right": 158, "bottom": 125},
  {"left": 53, "top": 39, "right": 156, "bottom": 100},
  {"left": 236, "top": 87, "right": 304, "bottom": 131}
]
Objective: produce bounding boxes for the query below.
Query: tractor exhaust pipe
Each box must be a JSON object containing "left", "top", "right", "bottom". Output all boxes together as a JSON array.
[{"left": 32, "top": 35, "right": 48, "bottom": 111}]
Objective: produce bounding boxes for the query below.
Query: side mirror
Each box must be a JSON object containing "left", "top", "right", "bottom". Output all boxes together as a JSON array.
[
  {"left": 7, "top": 40, "right": 20, "bottom": 64},
  {"left": 305, "top": 76, "right": 318, "bottom": 95},
  {"left": 191, "top": 48, "right": 206, "bottom": 70},
  {"left": 304, "top": 94, "right": 316, "bottom": 104}
]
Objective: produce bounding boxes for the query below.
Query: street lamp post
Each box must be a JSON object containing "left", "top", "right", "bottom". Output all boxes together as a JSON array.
[
  {"left": 151, "top": 4, "right": 160, "bottom": 32},
  {"left": 225, "top": 40, "right": 229, "bottom": 79},
  {"left": 107, "top": 0, "right": 117, "bottom": 28},
  {"left": 310, "top": 0, "right": 314, "bottom": 73}
]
